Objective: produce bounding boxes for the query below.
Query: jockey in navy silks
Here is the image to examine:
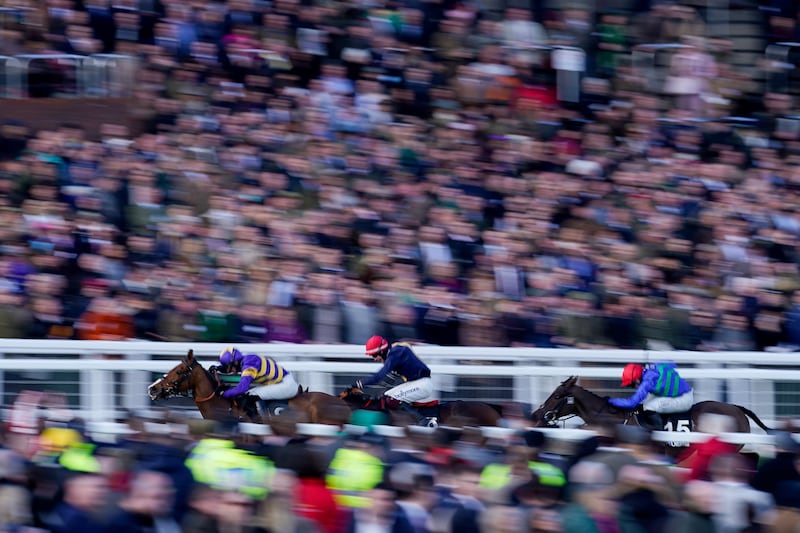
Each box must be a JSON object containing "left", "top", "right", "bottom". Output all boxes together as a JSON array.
[{"left": 350, "top": 336, "right": 437, "bottom": 427}]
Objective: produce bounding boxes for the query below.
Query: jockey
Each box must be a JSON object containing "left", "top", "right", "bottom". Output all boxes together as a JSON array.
[
  {"left": 351, "top": 336, "right": 437, "bottom": 427},
  {"left": 609, "top": 362, "right": 694, "bottom": 416},
  {"left": 216, "top": 347, "right": 299, "bottom": 404}
]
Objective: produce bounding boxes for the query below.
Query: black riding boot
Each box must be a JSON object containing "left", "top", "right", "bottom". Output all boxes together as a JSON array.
[
  {"left": 640, "top": 410, "right": 663, "bottom": 430},
  {"left": 241, "top": 397, "right": 260, "bottom": 421},
  {"left": 399, "top": 402, "right": 437, "bottom": 427}
]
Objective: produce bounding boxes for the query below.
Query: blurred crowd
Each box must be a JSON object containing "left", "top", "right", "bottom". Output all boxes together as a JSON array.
[
  {"left": 1, "top": 405, "right": 800, "bottom": 533},
  {"left": 3, "top": 0, "right": 800, "bottom": 351}
]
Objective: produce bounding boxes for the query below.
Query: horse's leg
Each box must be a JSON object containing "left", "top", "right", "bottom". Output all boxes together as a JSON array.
[
  {"left": 391, "top": 411, "right": 414, "bottom": 427},
  {"left": 478, "top": 404, "right": 502, "bottom": 427},
  {"left": 307, "top": 404, "right": 320, "bottom": 424},
  {"left": 287, "top": 397, "right": 314, "bottom": 424}
]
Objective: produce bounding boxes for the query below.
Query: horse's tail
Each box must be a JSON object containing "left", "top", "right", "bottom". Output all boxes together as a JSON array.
[{"left": 734, "top": 404, "right": 772, "bottom": 432}]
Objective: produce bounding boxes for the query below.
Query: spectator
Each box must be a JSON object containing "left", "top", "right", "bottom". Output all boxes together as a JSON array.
[
  {"left": 703, "top": 453, "right": 774, "bottom": 532},
  {"left": 0, "top": 287, "right": 33, "bottom": 337},
  {"left": 0, "top": 448, "right": 34, "bottom": 529},
  {"left": 678, "top": 413, "right": 741, "bottom": 482},
  {"left": 345, "top": 482, "right": 414, "bottom": 533},
  {"left": 47, "top": 472, "right": 110, "bottom": 533},
  {"left": 75, "top": 296, "right": 135, "bottom": 341},
  {"left": 751, "top": 431, "right": 800, "bottom": 499},
  {"left": 106, "top": 469, "right": 182, "bottom": 533}
]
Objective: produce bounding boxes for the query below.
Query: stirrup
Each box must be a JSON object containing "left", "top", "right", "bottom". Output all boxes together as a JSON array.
[
  {"left": 422, "top": 417, "right": 438, "bottom": 428},
  {"left": 639, "top": 410, "right": 662, "bottom": 429}
]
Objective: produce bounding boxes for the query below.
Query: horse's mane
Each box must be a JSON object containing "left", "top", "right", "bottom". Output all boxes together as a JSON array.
[
  {"left": 567, "top": 377, "right": 630, "bottom": 417},
  {"left": 184, "top": 357, "right": 219, "bottom": 392},
  {"left": 558, "top": 377, "right": 605, "bottom": 402},
  {"left": 570, "top": 381, "right": 606, "bottom": 402}
]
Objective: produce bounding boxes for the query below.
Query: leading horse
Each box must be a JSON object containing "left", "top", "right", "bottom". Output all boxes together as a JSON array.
[
  {"left": 339, "top": 387, "right": 505, "bottom": 427},
  {"left": 530, "top": 376, "right": 772, "bottom": 439},
  {"left": 148, "top": 350, "right": 352, "bottom": 426}
]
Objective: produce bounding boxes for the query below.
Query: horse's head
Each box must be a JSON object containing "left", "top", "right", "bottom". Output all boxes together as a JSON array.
[
  {"left": 148, "top": 350, "right": 202, "bottom": 401},
  {"left": 338, "top": 387, "right": 369, "bottom": 405},
  {"left": 530, "top": 376, "right": 579, "bottom": 427},
  {"left": 338, "top": 387, "right": 360, "bottom": 400}
]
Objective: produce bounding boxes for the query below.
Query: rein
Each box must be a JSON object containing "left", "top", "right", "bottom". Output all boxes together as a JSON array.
[
  {"left": 544, "top": 386, "right": 616, "bottom": 425},
  {"left": 196, "top": 366, "right": 221, "bottom": 403},
  {"left": 163, "top": 359, "right": 219, "bottom": 403}
]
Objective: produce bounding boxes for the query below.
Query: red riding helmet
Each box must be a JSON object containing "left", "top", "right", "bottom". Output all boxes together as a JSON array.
[
  {"left": 621, "top": 363, "right": 643, "bottom": 387},
  {"left": 365, "top": 335, "right": 389, "bottom": 357}
]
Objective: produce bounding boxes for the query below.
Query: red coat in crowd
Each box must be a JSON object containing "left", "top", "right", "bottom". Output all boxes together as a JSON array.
[{"left": 294, "top": 476, "right": 348, "bottom": 533}]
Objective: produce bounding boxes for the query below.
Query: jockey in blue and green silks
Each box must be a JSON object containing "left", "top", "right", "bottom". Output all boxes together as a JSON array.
[
  {"left": 217, "top": 347, "right": 298, "bottom": 401},
  {"left": 609, "top": 362, "right": 694, "bottom": 413}
]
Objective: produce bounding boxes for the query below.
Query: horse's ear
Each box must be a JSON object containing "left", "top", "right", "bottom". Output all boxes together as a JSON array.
[
  {"left": 567, "top": 376, "right": 578, "bottom": 386},
  {"left": 186, "top": 349, "right": 194, "bottom": 362},
  {"left": 296, "top": 384, "right": 303, "bottom": 395}
]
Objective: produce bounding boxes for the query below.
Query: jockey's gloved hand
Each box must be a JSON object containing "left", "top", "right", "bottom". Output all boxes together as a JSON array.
[
  {"left": 209, "top": 365, "right": 219, "bottom": 374},
  {"left": 215, "top": 385, "right": 226, "bottom": 397}
]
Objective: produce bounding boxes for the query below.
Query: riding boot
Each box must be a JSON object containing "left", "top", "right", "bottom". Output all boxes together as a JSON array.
[
  {"left": 399, "top": 401, "right": 437, "bottom": 428},
  {"left": 640, "top": 410, "right": 663, "bottom": 430},
  {"left": 241, "top": 397, "right": 260, "bottom": 421},
  {"left": 256, "top": 400, "right": 269, "bottom": 419}
]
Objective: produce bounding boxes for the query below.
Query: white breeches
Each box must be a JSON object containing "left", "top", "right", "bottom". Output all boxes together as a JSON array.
[
  {"left": 247, "top": 373, "right": 299, "bottom": 400},
  {"left": 385, "top": 377, "right": 434, "bottom": 403},
  {"left": 643, "top": 390, "right": 694, "bottom": 413}
]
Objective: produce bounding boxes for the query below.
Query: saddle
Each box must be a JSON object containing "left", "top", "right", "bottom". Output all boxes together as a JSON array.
[
  {"left": 635, "top": 409, "right": 694, "bottom": 433},
  {"left": 382, "top": 397, "right": 439, "bottom": 410},
  {"left": 238, "top": 396, "right": 290, "bottom": 420}
]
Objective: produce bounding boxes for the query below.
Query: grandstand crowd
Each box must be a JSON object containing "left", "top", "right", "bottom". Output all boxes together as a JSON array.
[{"left": 1, "top": 0, "right": 800, "bottom": 531}]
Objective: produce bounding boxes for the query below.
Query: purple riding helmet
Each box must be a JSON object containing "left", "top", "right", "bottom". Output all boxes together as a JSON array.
[{"left": 218, "top": 347, "right": 244, "bottom": 372}]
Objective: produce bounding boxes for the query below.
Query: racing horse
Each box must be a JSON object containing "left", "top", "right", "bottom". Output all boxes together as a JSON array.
[
  {"left": 339, "top": 387, "right": 505, "bottom": 427},
  {"left": 148, "top": 350, "right": 352, "bottom": 426},
  {"left": 529, "top": 376, "right": 771, "bottom": 444}
]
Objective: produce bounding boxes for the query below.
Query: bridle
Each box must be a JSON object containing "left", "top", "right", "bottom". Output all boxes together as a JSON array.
[
  {"left": 541, "top": 385, "right": 621, "bottom": 426},
  {"left": 541, "top": 392, "right": 577, "bottom": 426},
  {"left": 155, "top": 359, "right": 216, "bottom": 403}
]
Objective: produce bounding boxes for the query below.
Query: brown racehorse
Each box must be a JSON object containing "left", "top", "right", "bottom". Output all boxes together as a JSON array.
[
  {"left": 338, "top": 387, "right": 504, "bottom": 427},
  {"left": 147, "top": 350, "right": 352, "bottom": 426},
  {"left": 530, "top": 376, "right": 772, "bottom": 445}
]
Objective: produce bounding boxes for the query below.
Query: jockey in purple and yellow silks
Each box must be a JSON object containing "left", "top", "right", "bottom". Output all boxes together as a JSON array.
[{"left": 217, "top": 347, "right": 299, "bottom": 401}]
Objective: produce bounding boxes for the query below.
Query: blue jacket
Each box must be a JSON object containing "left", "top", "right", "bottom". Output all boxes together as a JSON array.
[
  {"left": 222, "top": 354, "right": 288, "bottom": 398},
  {"left": 609, "top": 362, "right": 692, "bottom": 409},
  {"left": 357, "top": 344, "right": 431, "bottom": 388},
  {"left": 50, "top": 501, "right": 109, "bottom": 533}
]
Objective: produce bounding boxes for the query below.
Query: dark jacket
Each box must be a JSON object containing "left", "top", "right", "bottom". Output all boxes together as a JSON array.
[
  {"left": 106, "top": 508, "right": 181, "bottom": 533},
  {"left": 357, "top": 344, "right": 431, "bottom": 388},
  {"left": 49, "top": 501, "right": 109, "bottom": 533},
  {"left": 345, "top": 507, "right": 415, "bottom": 533}
]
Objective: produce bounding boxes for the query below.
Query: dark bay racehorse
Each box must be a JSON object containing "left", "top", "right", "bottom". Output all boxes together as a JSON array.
[
  {"left": 530, "top": 376, "right": 772, "bottom": 438},
  {"left": 339, "top": 387, "right": 504, "bottom": 427},
  {"left": 147, "top": 350, "right": 352, "bottom": 426}
]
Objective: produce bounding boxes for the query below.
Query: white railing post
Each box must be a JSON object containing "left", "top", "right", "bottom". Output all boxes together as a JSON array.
[
  {"left": 85, "top": 368, "right": 114, "bottom": 421},
  {"left": 122, "top": 350, "right": 151, "bottom": 413}
]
